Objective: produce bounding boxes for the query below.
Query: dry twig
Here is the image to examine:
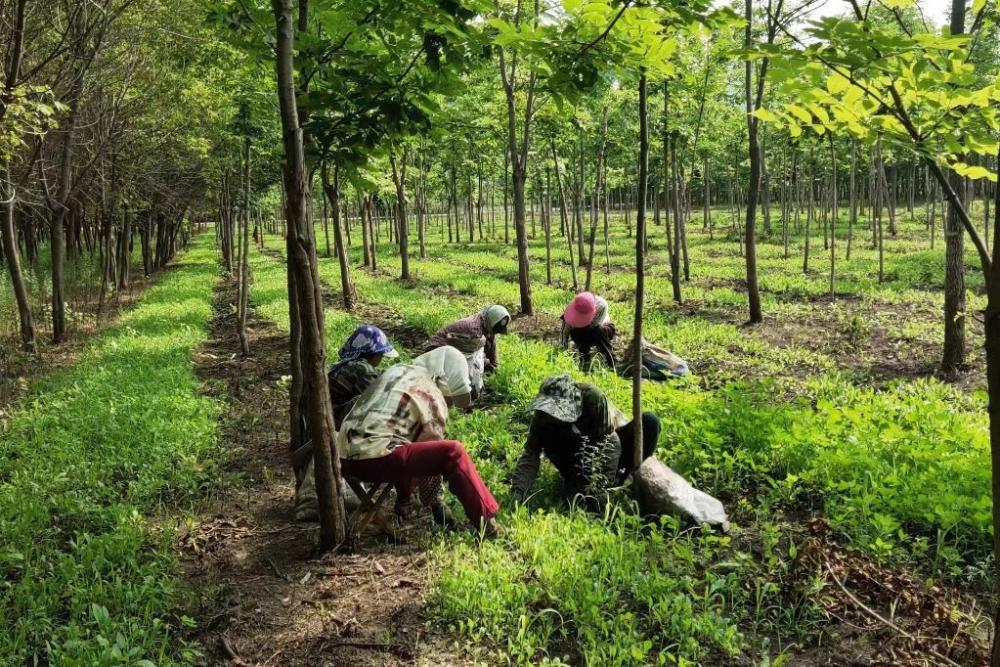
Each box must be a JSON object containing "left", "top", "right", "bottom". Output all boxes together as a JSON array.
[{"left": 823, "top": 561, "right": 961, "bottom": 667}]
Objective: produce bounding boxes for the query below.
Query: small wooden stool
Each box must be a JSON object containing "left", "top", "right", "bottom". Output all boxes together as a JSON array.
[{"left": 345, "top": 478, "right": 397, "bottom": 538}]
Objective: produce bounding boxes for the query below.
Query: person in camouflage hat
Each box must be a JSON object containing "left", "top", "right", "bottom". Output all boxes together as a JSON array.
[{"left": 510, "top": 373, "right": 661, "bottom": 509}]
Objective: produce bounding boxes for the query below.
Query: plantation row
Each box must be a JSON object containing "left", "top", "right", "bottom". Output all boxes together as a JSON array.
[
  {"left": 0, "top": 220, "right": 985, "bottom": 664},
  {"left": 0, "top": 238, "right": 220, "bottom": 664}
]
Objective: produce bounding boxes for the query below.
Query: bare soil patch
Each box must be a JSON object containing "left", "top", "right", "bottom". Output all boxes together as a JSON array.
[
  {"left": 792, "top": 519, "right": 988, "bottom": 666},
  {"left": 184, "top": 272, "right": 468, "bottom": 666}
]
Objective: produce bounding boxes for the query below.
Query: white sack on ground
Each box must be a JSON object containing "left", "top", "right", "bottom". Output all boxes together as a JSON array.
[{"left": 634, "top": 457, "right": 730, "bottom": 532}]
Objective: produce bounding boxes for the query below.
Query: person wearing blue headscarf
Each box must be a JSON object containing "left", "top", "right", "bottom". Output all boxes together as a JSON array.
[
  {"left": 326, "top": 325, "right": 399, "bottom": 428},
  {"left": 296, "top": 325, "right": 401, "bottom": 522}
]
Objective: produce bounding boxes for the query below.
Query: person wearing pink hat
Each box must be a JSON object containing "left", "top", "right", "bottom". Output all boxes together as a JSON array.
[{"left": 559, "top": 292, "right": 616, "bottom": 372}]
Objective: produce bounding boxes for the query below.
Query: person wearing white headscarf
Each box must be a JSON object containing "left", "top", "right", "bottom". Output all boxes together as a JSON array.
[
  {"left": 427, "top": 305, "right": 511, "bottom": 394},
  {"left": 336, "top": 346, "right": 499, "bottom": 532}
]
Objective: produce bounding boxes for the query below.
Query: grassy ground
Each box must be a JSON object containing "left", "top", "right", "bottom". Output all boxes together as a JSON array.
[
  {"left": 3, "top": 202, "right": 985, "bottom": 664},
  {"left": 282, "top": 200, "right": 992, "bottom": 664},
  {"left": 0, "top": 237, "right": 220, "bottom": 665}
]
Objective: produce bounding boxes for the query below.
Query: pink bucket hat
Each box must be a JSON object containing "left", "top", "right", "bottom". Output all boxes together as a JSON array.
[{"left": 564, "top": 292, "right": 597, "bottom": 329}]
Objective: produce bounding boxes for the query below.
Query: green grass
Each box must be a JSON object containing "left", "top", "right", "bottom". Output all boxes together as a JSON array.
[
  {"left": 8, "top": 208, "right": 984, "bottom": 664},
  {"left": 259, "top": 205, "right": 993, "bottom": 663},
  {"left": 0, "top": 237, "right": 219, "bottom": 665}
]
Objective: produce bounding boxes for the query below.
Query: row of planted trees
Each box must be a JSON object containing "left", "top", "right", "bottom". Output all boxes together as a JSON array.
[{"left": 0, "top": 0, "right": 255, "bottom": 355}]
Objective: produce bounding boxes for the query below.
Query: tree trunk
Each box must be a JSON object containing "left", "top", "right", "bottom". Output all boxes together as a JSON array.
[
  {"left": 1, "top": 175, "right": 34, "bottom": 353},
  {"left": 551, "top": 138, "right": 578, "bottom": 291},
  {"left": 390, "top": 147, "right": 409, "bottom": 280},
  {"left": 322, "top": 163, "right": 354, "bottom": 310},
  {"left": 49, "top": 97, "right": 81, "bottom": 344},
  {"left": 322, "top": 188, "right": 332, "bottom": 258},
  {"left": 499, "top": 46, "right": 534, "bottom": 315},
  {"left": 670, "top": 135, "right": 682, "bottom": 304},
  {"left": 418, "top": 151, "right": 427, "bottom": 259},
  {"left": 744, "top": 0, "right": 763, "bottom": 324},
  {"left": 237, "top": 138, "right": 252, "bottom": 357},
  {"left": 703, "top": 157, "right": 711, "bottom": 238},
  {"left": 359, "top": 192, "right": 371, "bottom": 267},
  {"left": 679, "top": 160, "right": 690, "bottom": 281},
  {"left": 847, "top": 139, "right": 856, "bottom": 261},
  {"left": 576, "top": 123, "right": 585, "bottom": 267},
  {"left": 272, "top": 0, "right": 345, "bottom": 551},
  {"left": 829, "top": 135, "right": 837, "bottom": 300},
  {"left": 632, "top": 71, "right": 649, "bottom": 474},
  {"left": 585, "top": 108, "right": 608, "bottom": 292},
  {"left": 503, "top": 147, "right": 510, "bottom": 245}
]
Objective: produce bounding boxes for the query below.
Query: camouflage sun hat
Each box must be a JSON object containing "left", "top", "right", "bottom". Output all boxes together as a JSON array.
[{"left": 530, "top": 373, "right": 582, "bottom": 423}]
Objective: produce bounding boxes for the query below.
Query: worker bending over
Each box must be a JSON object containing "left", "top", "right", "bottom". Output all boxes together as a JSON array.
[
  {"left": 560, "top": 292, "right": 616, "bottom": 372},
  {"left": 427, "top": 305, "right": 511, "bottom": 395},
  {"left": 511, "top": 373, "right": 660, "bottom": 509}
]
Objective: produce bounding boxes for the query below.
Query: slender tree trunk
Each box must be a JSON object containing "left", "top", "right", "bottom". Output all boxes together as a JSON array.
[
  {"left": 585, "top": 108, "right": 608, "bottom": 292},
  {"left": 499, "top": 46, "right": 534, "bottom": 315},
  {"left": 744, "top": 0, "right": 763, "bottom": 324},
  {"left": 603, "top": 155, "right": 610, "bottom": 272},
  {"left": 322, "top": 163, "right": 354, "bottom": 309},
  {"left": 551, "top": 139, "right": 578, "bottom": 291},
  {"left": 390, "top": 147, "right": 409, "bottom": 280},
  {"left": 804, "top": 153, "right": 813, "bottom": 273},
  {"left": 367, "top": 196, "right": 377, "bottom": 272},
  {"left": 503, "top": 147, "right": 510, "bottom": 245},
  {"left": 703, "top": 157, "right": 711, "bottom": 237},
  {"left": 670, "top": 135, "right": 682, "bottom": 304},
  {"left": 576, "top": 123, "right": 585, "bottom": 267},
  {"left": 272, "top": 0, "right": 345, "bottom": 550},
  {"left": 237, "top": 138, "right": 252, "bottom": 357},
  {"left": 829, "top": 135, "right": 837, "bottom": 299},
  {"left": 680, "top": 160, "right": 690, "bottom": 281},
  {"left": 49, "top": 98, "right": 81, "bottom": 344},
  {"left": 876, "top": 167, "right": 885, "bottom": 283},
  {"left": 359, "top": 192, "right": 371, "bottom": 267},
  {"left": 1, "top": 173, "right": 34, "bottom": 352},
  {"left": 418, "top": 151, "right": 427, "bottom": 259},
  {"left": 544, "top": 166, "right": 552, "bottom": 285},
  {"left": 322, "top": 188, "right": 332, "bottom": 258},
  {"left": 847, "top": 139, "right": 856, "bottom": 261},
  {"left": 632, "top": 71, "right": 649, "bottom": 474}
]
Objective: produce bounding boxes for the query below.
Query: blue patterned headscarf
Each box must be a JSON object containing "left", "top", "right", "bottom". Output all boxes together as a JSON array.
[{"left": 331, "top": 325, "right": 398, "bottom": 373}]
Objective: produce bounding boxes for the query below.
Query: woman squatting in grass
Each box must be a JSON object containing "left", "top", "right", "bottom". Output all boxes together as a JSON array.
[
  {"left": 560, "top": 292, "right": 616, "bottom": 372},
  {"left": 511, "top": 373, "right": 661, "bottom": 510},
  {"left": 427, "top": 304, "right": 511, "bottom": 396}
]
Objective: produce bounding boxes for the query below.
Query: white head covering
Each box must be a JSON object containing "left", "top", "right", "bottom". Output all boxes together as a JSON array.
[
  {"left": 412, "top": 346, "right": 472, "bottom": 405},
  {"left": 593, "top": 296, "right": 610, "bottom": 326},
  {"left": 482, "top": 305, "right": 511, "bottom": 331}
]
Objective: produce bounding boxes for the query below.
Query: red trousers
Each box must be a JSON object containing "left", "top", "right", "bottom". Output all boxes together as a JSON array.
[{"left": 341, "top": 440, "right": 498, "bottom": 527}]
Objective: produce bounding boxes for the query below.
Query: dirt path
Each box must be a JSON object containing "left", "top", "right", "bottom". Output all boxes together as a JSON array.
[{"left": 183, "top": 270, "right": 469, "bottom": 666}]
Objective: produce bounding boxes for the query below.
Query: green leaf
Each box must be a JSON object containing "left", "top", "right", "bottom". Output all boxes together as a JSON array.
[
  {"left": 952, "top": 163, "right": 997, "bottom": 182},
  {"left": 752, "top": 108, "right": 781, "bottom": 123},
  {"left": 786, "top": 104, "right": 812, "bottom": 124}
]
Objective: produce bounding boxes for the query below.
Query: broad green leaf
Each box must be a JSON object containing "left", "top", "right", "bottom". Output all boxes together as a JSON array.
[
  {"left": 786, "top": 104, "right": 812, "bottom": 124},
  {"left": 826, "top": 72, "right": 850, "bottom": 95},
  {"left": 952, "top": 163, "right": 998, "bottom": 182},
  {"left": 752, "top": 108, "right": 781, "bottom": 123}
]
